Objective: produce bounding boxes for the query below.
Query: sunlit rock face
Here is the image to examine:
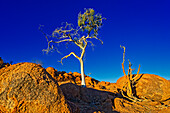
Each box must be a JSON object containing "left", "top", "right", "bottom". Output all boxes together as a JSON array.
[
  {"left": 0, "top": 63, "right": 73, "bottom": 113},
  {"left": 116, "top": 74, "right": 170, "bottom": 102},
  {"left": 1, "top": 62, "right": 169, "bottom": 113},
  {"left": 135, "top": 74, "right": 170, "bottom": 101},
  {"left": 46, "top": 67, "right": 56, "bottom": 78},
  {"left": 114, "top": 74, "right": 170, "bottom": 113},
  {"left": 47, "top": 68, "right": 119, "bottom": 93}
]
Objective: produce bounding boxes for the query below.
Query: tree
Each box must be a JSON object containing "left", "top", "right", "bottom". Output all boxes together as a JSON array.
[
  {"left": 40, "top": 8, "right": 105, "bottom": 87},
  {"left": 120, "top": 45, "right": 142, "bottom": 102},
  {"left": 119, "top": 46, "right": 170, "bottom": 109}
]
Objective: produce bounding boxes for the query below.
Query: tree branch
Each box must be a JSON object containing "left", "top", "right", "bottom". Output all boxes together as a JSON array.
[
  {"left": 94, "top": 36, "right": 103, "bottom": 44},
  {"left": 49, "top": 39, "right": 72, "bottom": 44},
  {"left": 132, "top": 64, "right": 141, "bottom": 81},
  {"left": 120, "top": 45, "right": 126, "bottom": 76},
  {"left": 80, "top": 37, "right": 87, "bottom": 59},
  {"left": 86, "top": 36, "right": 103, "bottom": 44},
  {"left": 59, "top": 52, "right": 80, "bottom": 65},
  {"left": 39, "top": 25, "right": 50, "bottom": 42},
  {"left": 122, "top": 63, "right": 127, "bottom": 77},
  {"left": 68, "top": 34, "right": 84, "bottom": 50}
]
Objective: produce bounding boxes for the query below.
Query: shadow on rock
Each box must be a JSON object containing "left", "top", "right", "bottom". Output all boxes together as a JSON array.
[{"left": 60, "top": 83, "right": 119, "bottom": 113}]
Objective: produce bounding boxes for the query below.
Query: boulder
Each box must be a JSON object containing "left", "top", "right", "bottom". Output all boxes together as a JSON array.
[
  {"left": 85, "top": 76, "right": 99, "bottom": 88},
  {"left": 46, "top": 67, "right": 56, "bottom": 78},
  {"left": 135, "top": 74, "right": 170, "bottom": 101},
  {"left": 116, "top": 74, "right": 170, "bottom": 102},
  {"left": 0, "top": 63, "right": 73, "bottom": 113},
  {"left": 72, "top": 72, "right": 81, "bottom": 77},
  {"left": 113, "top": 97, "right": 170, "bottom": 113}
]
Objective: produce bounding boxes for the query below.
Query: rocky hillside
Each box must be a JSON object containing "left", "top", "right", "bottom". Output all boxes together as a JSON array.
[
  {"left": 0, "top": 61, "right": 169, "bottom": 112},
  {"left": 46, "top": 66, "right": 170, "bottom": 113},
  {"left": 0, "top": 63, "right": 78, "bottom": 112}
]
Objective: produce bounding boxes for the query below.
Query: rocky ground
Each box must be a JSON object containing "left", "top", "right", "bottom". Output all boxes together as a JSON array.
[{"left": 0, "top": 61, "right": 169, "bottom": 113}]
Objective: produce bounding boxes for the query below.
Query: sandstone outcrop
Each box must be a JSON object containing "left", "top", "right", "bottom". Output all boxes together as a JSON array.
[
  {"left": 116, "top": 74, "right": 170, "bottom": 102},
  {"left": 1, "top": 62, "right": 169, "bottom": 113},
  {"left": 46, "top": 67, "right": 56, "bottom": 78},
  {"left": 135, "top": 74, "right": 170, "bottom": 101},
  {"left": 114, "top": 74, "right": 170, "bottom": 113},
  {"left": 46, "top": 67, "right": 118, "bottom": 94},
  {"left": 113, "top": 97, "right": 170, "bottom": 113},
  {"left": 45, "top": 66, "right": 170, "bottom": 112},
  {"left": 0, "top": 63, "right": 74, "bottom": 113}
]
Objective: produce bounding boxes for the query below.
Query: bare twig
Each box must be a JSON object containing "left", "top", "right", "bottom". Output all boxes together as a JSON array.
[
  {"left": 132, "top": 64, "right": 141, "bottom": 81},
  {"left": 120, "top": 45, "right": 126, "bottom": 76}
]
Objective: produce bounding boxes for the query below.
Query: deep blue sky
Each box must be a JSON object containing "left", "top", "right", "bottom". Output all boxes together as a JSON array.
[{"left": 1, "top": 0, "right": 170, "bottom": 82}]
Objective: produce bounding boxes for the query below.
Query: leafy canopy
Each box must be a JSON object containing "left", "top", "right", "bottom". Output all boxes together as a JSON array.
[
  {"left": 78, "top": 8, "right": 105, "bottom": 37},
  {"left": 40, "top": 8, "right": 105, "bottom": 54}
]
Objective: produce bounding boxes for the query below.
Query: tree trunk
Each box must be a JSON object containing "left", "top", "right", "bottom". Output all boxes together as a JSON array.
[
  {"left": 127, "top": 74, "right": 133, "bottom": 97},
  {"left": 80, "top": 59, "right": 86, "bottom": 87}
]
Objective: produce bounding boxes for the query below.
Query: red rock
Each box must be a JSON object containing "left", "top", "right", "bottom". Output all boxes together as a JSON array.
[
  {"left": 46, "top": 67, "right": 56, "bottom": 78},
  {"left": 116, "top": 75, "right": 127, "bottom": 91},
  {"left": 73, "top": 72, "right": 81, "bottom": 77},
  {"left": 105, "top": 83, "right": 118, "bottom": 93},
  {"left": 105, "top": 82, "right": 110, "bottom": 85},
  {"left": 135, "top": 74, "right": 170, "bottom": 101},
  {"left": 116, "top": 74, "right": 170, "bottom": 102},
  {"left": 68, "top": 72, "right": 73, "bottom": 74},
  {"left": 113, "top": 97, "right": 170, "bottom": 113},
  {"left": 0, "top": 63, "right": 73, "bottom": 112},
  {"left": 2, "top": 58, "right": 170, "bottom": 113}
]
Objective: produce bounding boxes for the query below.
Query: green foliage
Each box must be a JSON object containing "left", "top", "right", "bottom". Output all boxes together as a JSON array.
[{"left": 78, "top": 8, "right": 105, "bottom": 35}]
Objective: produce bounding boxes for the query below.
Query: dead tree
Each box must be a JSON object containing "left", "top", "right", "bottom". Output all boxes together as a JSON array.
[
  {"left": 40, "top": 8, "right": 105, "bottom": 87},
  {"left": 119, "top": 46, "right": 170, "bottom": 110},
  {"left": 120, "top": 45, "right": 142, "bottom": 102}
]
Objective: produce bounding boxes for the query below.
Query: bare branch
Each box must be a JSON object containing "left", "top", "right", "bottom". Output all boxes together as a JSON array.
[
  {"left": 128, "top": 59, "right": 133, "bottom": 80},
  {"left": 86, "top": 36, "right": 103, "bottom": 44},
  {"left": 132, "top": 64, "right": 141, "bottom": 81},
  {"left": 137, "top": 64, "right": 140, "bottom": 76},
  {"left": 52, "top": 22, "right": 76, "bottom": 41},
  {"left": 68, "top": 35, "right": 84, "bottom": 50},
  {"left": 39, "top": 25, "right": 50, "bottom": 42},
  {"left": 120, "top": 45, "right": 126, "bottom": 64},
  {"left": 93, "top": 36, "right": 103, "bottom": 44},
  {"left": 122, "top": 63, "right": 127, "bottom": 77},
  {"left": 39, "top": 25, "right": 54, "bottom": 54},
  {"left": 59, "top": 52, "right": 80, "bottom": 65},
  {"left": 49, "top": 39, "right": 72, "bottom": 44},
  {"left": 87, "top": 40, "right": 95, "bottom": 51},
  {"left": 120, "top": 45, "right": 126, "bottom": 76}
]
